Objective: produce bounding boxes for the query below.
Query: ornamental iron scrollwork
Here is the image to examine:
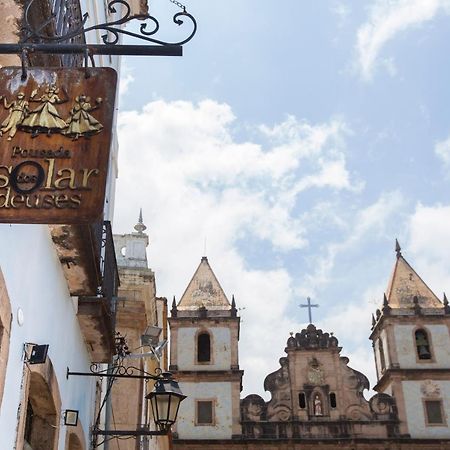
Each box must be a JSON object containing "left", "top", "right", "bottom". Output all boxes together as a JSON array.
[{"left": 21, "top": 0, "right": 197, "bottom": 48}]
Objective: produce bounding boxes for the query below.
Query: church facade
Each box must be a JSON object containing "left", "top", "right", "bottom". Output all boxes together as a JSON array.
[{"left": 170, "top": 246, "right": 450, "bottom": 449}]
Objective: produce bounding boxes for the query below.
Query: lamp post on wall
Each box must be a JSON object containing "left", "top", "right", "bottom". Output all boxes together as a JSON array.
[
  {"left": 67, "top": 368, "right": 186, "bottom": 442},
  {"left": 147, "top": 373, "right": 186, "bottom": 432},
  {"left": 92, "top": 372, "right": 186, "bottom": 438}
]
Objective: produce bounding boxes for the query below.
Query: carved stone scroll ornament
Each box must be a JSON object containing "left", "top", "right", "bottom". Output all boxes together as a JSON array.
[
  {"left": 264, "top": 357, "right": 292, "bottom": 421},
  {"left": 241, "top": 394, "right": 266, "bottom": 422},
  {"left": 421, "top": 380, "right": 441, "bottom": 398},
  {"left": 307, "top": 357, "right": 325, "bottom": 385},
  {"left": 369, "top": 393, "right": 396, "bottom": 417}
]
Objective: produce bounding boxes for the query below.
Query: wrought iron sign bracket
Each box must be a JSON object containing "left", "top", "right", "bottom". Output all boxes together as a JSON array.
[
  {"left": 66, "top": 366, "right": 162, "bottom": 381},
  {"left": 94, "top": 428, "right": 166, "bottom": 437},
  {"left": 0, "top": 0, "right": 197, "bottom": 58}
]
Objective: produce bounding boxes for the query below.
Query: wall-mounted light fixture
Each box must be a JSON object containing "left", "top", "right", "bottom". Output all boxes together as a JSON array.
[
  {"left": 64, "top": 409, "right": 79, "bottom": 427},
  {"left": 26, "top": 344, "right": 49, "bottom": 365},
  {"left": 141, "top": 325, "right": 162, "bottom": 347}
]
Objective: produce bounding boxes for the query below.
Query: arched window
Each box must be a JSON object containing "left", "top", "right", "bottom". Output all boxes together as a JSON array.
[
  {"left": 329, "top": 392, "right": 337, "bottom": 409},
  {"left": 378, "top": 339, "right": 386, "bottom": 371},
  {"left": 415, "top": 329, "right": 432, "bottom": 360},
  {"left": 298, "top": 392, "right": 306, "bottom": 409},
  {"left": 197, "top": 332, "right": 211, "bottom": 363}
]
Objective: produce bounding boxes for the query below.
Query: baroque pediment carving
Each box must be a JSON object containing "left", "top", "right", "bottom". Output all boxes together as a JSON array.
[{"left": 287, "top": 324, "right": 339, "bottom": 350}]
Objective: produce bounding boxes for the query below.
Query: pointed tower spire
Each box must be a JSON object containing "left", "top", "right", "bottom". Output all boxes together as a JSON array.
[
  {"left": 395, "top": 239, "right": 402, "bottom": 258},
  {"left": 178, "top": 257, "right": 231, "bottom": 311},
  {"left": 134, "top": 208, "right": 147, "bottom": 234},
  {"left": 385, "top": 245, "right": 442, "bottom": 310}
]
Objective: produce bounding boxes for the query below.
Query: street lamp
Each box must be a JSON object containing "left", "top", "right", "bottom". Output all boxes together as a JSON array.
[{"left": 147, "top": 372, "right": 186, "bottom": 431}]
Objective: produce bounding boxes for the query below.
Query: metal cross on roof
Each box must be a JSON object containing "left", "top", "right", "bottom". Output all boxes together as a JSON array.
[{"left": 299, "top": 297, "right": 319, "bottom": 324}]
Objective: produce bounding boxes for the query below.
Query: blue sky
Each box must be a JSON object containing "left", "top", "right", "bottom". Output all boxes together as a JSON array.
[{"left": 114, "top": 0, "right": 450, "bottom": 397}]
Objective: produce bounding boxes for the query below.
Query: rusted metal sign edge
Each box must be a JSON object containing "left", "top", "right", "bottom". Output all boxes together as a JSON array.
[{"left": 0, "top": 67, "right": 117, "bottom": 224}]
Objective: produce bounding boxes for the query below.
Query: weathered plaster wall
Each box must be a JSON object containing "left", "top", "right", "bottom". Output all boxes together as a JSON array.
[
  {"left": 177, "top": 327, "right": 231, "bottom": 370},
  {"left": 176, "top": 381, "right": 233, "bottom": 439},
  {"left": 403, "top": 380, "right": 450, "bottom": 438},
  {"left": 394, "top": 325, "right": 450, "bottom": 368}
]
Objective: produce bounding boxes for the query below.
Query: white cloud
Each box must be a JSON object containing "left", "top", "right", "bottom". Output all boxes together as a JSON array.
[
  {"left": 435, "top": 135, "right": 450, "bottom": 168},
  {"left": 115, "top": 99, "right": 359, "bottom": 395},
  {"left": 299, "top": 190, "right": 404, "bottom": 296},
  {"left": 331, "top": 1, "right": 351, "bottom": 28},
  {"left": 407, "top": 203, "right": 450, "bottom": 295},
  {"left": 119, "top": 65, "right": 135, "bottom": 97},
  {"left": 355, "top": 0, "right": 450, "bottom": 80}
]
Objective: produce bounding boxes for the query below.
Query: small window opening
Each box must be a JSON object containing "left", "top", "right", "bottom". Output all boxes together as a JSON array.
[
  {"left": 415, "top": 329, "right": 432, "bottom": 360},
  {"left": 329, "top": 392, "right": 337, "bottom": 408},
  {"left": 197, "top": 400, "right": 213, "bottom": 425},
  {"left": 299, "top": 392, "right": 306, "bottom": 409},
  {"left": 197, "top": 332, "right": 211, "bottom": 362},
  {"left": 425, "top": 400, "right": 444, "bottom": 425}
]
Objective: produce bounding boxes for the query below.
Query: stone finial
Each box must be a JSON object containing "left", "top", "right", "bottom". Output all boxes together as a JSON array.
[
  {"left": 371, "top": 314, "right": 376, "bottom": 328},
  {"left": 134, "top": 208, "right": 147, "bottom": 234},
  {"left": 171, "top": 296, "right": 177, "bottom": 317},
  {"left": 444, "top": 293, "right": 450, "bottom": 314},
  {"left": 395, "top": 239, "right": 402, "bottom": 258},
  {"left": 231, "top": 294, "right": 237, "bottom": 317},
  {"left": 382, "top": 293, "right": 391, "bottom": 315}
]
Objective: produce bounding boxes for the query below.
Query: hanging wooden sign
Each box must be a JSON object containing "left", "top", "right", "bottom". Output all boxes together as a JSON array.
[{"left": 0, "top": 67, "right": 117, "bottom": 224}]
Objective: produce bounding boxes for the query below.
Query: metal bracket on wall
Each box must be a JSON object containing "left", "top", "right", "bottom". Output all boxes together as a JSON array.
[{"left": 0, "top": 0, "right": 197, "bottom": 58}]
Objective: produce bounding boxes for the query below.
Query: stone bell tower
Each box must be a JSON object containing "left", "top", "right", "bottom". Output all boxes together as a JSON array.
[
  {"left": 370, "top": 241, "right": 450, "bottom": 438},
  {"left": 169, "top": 257, "right": 243, "bottom": 442}
]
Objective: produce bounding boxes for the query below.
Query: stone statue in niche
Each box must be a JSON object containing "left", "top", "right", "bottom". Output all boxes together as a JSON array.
[{"left": 313, "top": 393, "right": 323, "bottom": 416}]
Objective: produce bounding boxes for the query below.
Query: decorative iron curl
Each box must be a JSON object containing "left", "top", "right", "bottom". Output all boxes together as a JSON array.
[
  {"left": 21, "top": 0, "right": 197, "bottom": 47},
  {"left": 116, "top": 364, "right": 164, "bottom": 379}
]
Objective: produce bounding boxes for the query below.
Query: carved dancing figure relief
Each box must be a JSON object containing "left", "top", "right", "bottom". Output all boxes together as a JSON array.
[
  {"left": 0, "top": 92, "right": 29, "bottom": 140},
  {"left": 20, "top": 85, "right": 68, "bottom": 137},
  {"left": 0, "top": 84, "right": 105, "bottom": 141},
  {"left": 63, "top": 94, "right": 103, "bottom": 140}
]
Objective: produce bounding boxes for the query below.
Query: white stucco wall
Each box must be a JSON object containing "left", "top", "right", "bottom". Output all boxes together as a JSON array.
[
  {"left": 0, "top": 225, "right": 96, "bottom": 450},
  {"left": 403, "top": 380, "right": 450, "bottom": 438},
  {"left": 394, "top": 324, "right": 450, "bottom": 368},
  {"left": 177, "top": 327, "right": 231, "bottom": 370},
  {"left": 176, "top": 382, "right": 233, "bottom": 439}
]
